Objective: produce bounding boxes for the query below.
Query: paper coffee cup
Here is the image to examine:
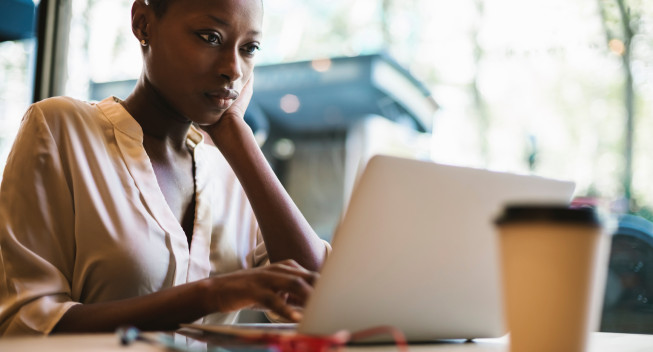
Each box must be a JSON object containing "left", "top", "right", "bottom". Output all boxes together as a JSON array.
[{"left": 496, "top": 205, "right": 609, "bottom": 352}]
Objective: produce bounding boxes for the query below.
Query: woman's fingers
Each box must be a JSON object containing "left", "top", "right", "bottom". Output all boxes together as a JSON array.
[
  {"left": 256, "top": 270, "right": 313, "bottom": 306},
  {"left": 266, "top": 260, "right": 320, "bottom": 286},
  {"left": 208, "top": 265, "right": 318, "bottom": 320},
  {"left": 257, "top": 261, "right": 319, "bottom": 308},
  {"left": 200, "top": 75, "right": 254, "bottom": 137},
  {"left": 255, "top": 290, "right": 303, "bottom": 322},
  {"left": 240, "top": 271, "right": 309, "bottom": 321},
  {"left": 224, "top": 74, "right": 254, "bottom": 119}
]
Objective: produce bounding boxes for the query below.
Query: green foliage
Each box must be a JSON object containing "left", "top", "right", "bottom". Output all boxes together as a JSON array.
[{"left": 633, "top": 204, "right": 653, "bottom": 222}]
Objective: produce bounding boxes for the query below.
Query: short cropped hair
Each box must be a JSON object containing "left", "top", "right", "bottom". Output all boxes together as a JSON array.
[
  {"left": 145, "top": 0, "right": 170, "bottom": 17},
  {"left": 145, "top": 0, "right": 262, "bottom": 17}
]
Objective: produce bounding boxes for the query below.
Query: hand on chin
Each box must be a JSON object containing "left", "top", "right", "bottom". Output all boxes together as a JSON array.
[{"left": 199, "top": 77, "right": 254, "bottom": 137}]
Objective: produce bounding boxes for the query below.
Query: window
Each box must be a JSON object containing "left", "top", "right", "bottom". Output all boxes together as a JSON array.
[{"left": 0, "top": 0, "right": 38, "bottom": 172}]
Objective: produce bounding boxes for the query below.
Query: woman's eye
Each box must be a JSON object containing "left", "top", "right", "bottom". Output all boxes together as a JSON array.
[
  {"left": 199, "top": 33, "right": 221, "bottom": 45},
  {"left": 242, "top": 44, "right": 260, "bottom": 56}
]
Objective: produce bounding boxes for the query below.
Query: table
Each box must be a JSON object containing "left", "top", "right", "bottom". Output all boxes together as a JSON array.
[{"left": 1, "top": 332, "right": 653, "bottom": 352}]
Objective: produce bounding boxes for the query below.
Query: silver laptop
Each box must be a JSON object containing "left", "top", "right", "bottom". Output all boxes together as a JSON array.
[
  {"left": 188, "top": 154, "right": 575, "bottom": 341},
  {"left": 297, "top": 154, "right": 575, "bottom": 341}
]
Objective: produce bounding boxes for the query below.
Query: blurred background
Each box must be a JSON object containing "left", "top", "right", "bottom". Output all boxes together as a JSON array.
[
  {"left": 2, "top": 0, "right": 653, "bottom": 331},
  {"left": 3, "top": 0, "right": 653, "bottom": 220}
]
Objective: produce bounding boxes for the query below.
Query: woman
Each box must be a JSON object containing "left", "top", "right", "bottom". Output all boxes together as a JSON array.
[{"left": 0, "top": 0, "right": 330, "bottom": 335}]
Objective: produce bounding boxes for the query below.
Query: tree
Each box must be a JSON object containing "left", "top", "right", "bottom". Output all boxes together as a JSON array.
[{"left": 597, "top": 0, "right": 639, "bottom": 208}]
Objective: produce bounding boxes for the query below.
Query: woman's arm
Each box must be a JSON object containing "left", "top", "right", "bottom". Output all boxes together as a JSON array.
[
  {"left": 0, "top": 99, "right": 319, "bottom": 335},
  {"left": 53, "top": 261, "right": 316, "bottom": 333},
  {"left": 203, "top": 78, "right": 327, "bottom": 271}
]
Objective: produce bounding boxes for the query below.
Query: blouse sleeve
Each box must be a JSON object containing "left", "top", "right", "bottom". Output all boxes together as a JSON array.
[
  {"left": 0, "top": 105, "right": 79, "bottom": 336},
  {"left": 251, "top": 227, "right": 270, "bottom": 267}
]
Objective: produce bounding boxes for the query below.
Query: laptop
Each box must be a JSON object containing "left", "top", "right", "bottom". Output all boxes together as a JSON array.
[{"left": 187, "top": 154, "right": 576, "bottom": 342}]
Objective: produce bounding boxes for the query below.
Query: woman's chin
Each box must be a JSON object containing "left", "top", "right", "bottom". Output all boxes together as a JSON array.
[{"left": 191, "top": 111, "right": 225, "bottom": 127}]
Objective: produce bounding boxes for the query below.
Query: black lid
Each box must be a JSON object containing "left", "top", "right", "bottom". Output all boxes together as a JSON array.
[{"left": 495, "top": 204, "right": 601, "bottom": 226}]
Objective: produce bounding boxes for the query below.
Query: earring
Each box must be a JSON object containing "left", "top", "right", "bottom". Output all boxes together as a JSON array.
[{"left": 140, "top": 39, "right": 148, "bottom": 47}]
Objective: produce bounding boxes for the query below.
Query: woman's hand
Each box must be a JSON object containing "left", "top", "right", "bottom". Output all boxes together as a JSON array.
[
  {"left": 53, "top": 260, "right": 318, "bottom": 333},
  {"left": 204, "top": 260, "right": 319, "bottom": 322},
  {"left": 202, "top": 75, "right": 254, "bottom": 139},
  {"left": 224, "top": 75, "right": 254, "bottom": 121}
]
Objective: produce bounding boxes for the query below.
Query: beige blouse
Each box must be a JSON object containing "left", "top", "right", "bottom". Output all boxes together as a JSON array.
[{"left": 0, "top": 96, "right": 278, "bottom": 335}]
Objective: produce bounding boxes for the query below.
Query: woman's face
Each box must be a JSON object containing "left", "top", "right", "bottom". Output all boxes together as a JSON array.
[{"left": 143, "top": 0, "right": 263, "bottom": 125}]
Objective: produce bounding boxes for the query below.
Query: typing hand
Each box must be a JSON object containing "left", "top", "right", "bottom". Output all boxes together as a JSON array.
[{"left": 205, "top": 259, "right": 319, "bottom": 322}]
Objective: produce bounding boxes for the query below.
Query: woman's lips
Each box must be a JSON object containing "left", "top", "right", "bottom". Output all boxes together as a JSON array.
[{"left": 206, "top": 89, "right": 238, "bottom": 109}]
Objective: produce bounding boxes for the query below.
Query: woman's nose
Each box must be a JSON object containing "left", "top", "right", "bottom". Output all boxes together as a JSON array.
[{"left": 217, "top": 48, "right": 243, "bottom": 83}]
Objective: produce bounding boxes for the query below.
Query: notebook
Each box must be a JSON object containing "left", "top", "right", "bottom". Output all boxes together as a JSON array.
[{"left": 186, "top": 154, "right": 576, "bottom": 342}]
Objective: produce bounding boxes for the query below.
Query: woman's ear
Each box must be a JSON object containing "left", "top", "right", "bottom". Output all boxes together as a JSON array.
[{"left": 131, "top": 0, "right": 151, "bottom": 44}]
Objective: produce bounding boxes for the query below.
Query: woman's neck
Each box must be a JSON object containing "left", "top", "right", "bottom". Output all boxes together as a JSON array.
[{"left": 121, "top": 75, "right": 193, "bottom": 151}]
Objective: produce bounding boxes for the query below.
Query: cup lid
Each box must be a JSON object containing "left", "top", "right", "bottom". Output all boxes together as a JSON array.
[{"left": 495, "top": 204, "right": 601, "bottom": 226}]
